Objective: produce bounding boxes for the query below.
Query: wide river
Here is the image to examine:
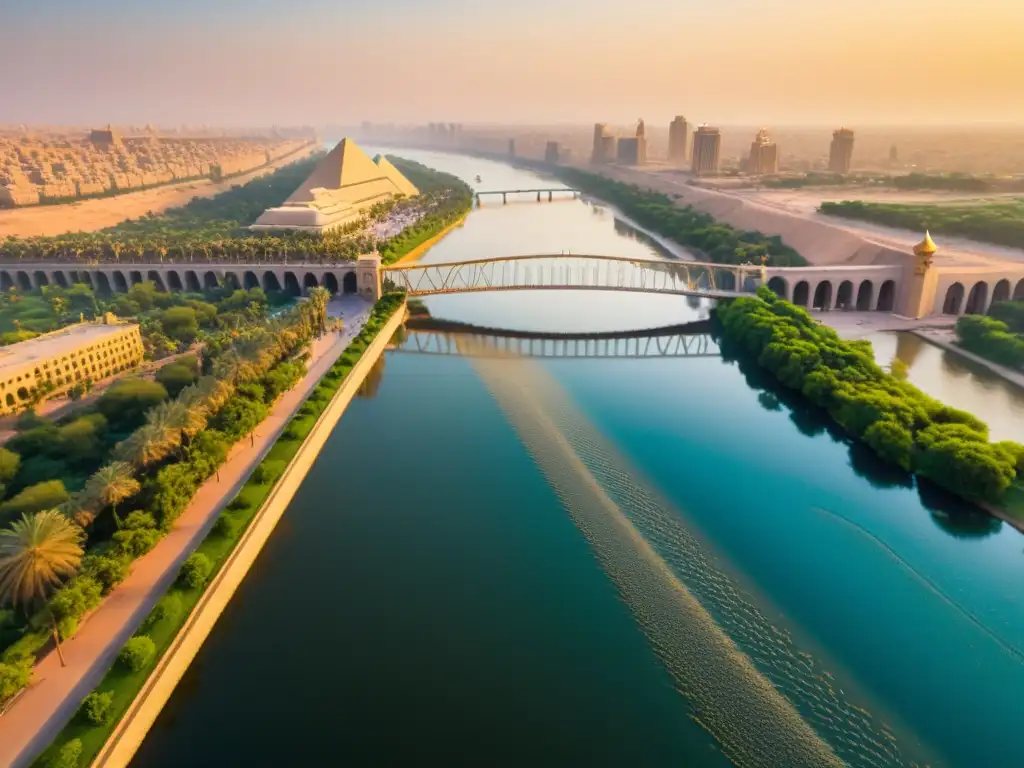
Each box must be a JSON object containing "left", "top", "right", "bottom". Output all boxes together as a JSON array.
[{"left": 133, "top": 150, "right": 1024, "bottom": 767}]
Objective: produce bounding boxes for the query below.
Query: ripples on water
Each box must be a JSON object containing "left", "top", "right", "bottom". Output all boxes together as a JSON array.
[{"left": 467, "top": 343, "right": 928, "bottom": 768}]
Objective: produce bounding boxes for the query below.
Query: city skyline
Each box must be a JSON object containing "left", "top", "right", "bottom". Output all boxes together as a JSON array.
[{"left": 4, "top": 0, "right": 1023, "bottom": 127}]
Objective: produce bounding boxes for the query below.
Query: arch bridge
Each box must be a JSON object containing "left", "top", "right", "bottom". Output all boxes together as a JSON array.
[
  {"left": 382, "top": 254, "right": 762, "bottom": 299},
  {"left": 475, "top": 188, "right": 580, "bottom": 204},
  {"left": 398, "top": 329, "right": 720, "bottom": 359}
]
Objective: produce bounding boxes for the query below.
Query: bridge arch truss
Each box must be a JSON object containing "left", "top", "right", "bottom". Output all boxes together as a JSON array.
[{"left": 383, "top": 254, "right": 760, "bottom": 299}]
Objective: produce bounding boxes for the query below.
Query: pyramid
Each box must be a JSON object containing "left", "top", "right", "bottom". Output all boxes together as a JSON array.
[
  {"left": 286, "top": 138, "right": 406, "bottom": 204},
  {"left": 374, "top": 155, "right": 419, "bottom": 197},
  {"left": 251, "top": 137, "right": 420, "bottom": 234}
]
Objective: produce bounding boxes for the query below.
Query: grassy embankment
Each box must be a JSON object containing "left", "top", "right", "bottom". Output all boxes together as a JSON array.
[
  {"left": 820, "top": 198, "right": 1024, "bottom": 251},
  {"left": 31, "top": 293, "right": 406, "bottom": 767}
]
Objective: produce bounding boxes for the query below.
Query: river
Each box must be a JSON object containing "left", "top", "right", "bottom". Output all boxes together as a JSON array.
[{"left": 132, "top": 149, "right": 1024, "bottom": 767}]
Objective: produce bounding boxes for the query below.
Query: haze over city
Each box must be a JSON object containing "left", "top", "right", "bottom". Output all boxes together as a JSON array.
[{"left": 5, "top": 0, "right": 1024, "bottom": 126}]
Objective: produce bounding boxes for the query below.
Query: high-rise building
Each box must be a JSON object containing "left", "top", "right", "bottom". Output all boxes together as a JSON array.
[
  {"left": 617, "top": 138, "right": 641, "bottom": 165},
  {"left": 691, "top": 126, "right": 721, "bottom": 175},
  {"left": 545, "top": 141, "right": 561, "bottom": 164},
  {"left": 829, "top": 128, "right": 855, "bottom": 174},
  {"left": 634, "top": 119, "right": 648, "bottom": 164},
  {"left": 508, "top": 139, "right": 516, "bottom": 157},
  {"left": 747, "top": 128, "right": 778, "bottom": 175},
  {"left": 668, "top": 116, "right": 690, "bottom": 163},
  {"left": 592, "top": 123, "right": 611, "bottom": 163}
]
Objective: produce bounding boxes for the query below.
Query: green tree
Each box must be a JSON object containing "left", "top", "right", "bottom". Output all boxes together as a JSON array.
[
  {"left": 0, "top": 448, "right": 19, "bottom": 486},
  {"left": 84, "top": 462, "right": 140, "bottom": 527},
  {"left": 97, "top": 379, "right": 168, "bottom": 431},
  {"left": 0, "top": 480, "right": 70, "bottom": 525},
  {"left": 161, "top": 306, "right": 200, "bottom": 343}
]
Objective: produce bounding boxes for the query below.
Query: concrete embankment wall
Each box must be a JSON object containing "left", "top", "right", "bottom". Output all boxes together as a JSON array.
[{"left": 92, "top": 305, "right": 408, "bottom": 767}]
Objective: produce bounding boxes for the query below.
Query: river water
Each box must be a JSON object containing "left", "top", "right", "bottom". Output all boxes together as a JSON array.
[{"left": 133, "top": 149, "right": 1024, "bottom": 767}]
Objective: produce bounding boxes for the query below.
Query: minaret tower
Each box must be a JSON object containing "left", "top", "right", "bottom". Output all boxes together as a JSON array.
[{"left": 904, "top": 231, "right": 939, "bottom": 317}]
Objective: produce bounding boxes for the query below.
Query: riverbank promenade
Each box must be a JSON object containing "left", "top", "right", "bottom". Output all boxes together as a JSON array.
[{"left": 0, "top": 296, "right": 371, "bottom": 768}]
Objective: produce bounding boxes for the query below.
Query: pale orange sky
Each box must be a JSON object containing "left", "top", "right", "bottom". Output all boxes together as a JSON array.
[{"left": 4, "top": 0, "right": 1023, "bottom": 127}]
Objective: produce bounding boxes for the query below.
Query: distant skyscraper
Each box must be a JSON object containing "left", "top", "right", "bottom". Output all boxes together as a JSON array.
[
  {"left": 617, "top": 138, "right": 642, "bottom": 165},
  {"left": 691, "top": 126, "right": 721, "bottom": 175},
  {"left": 592, "top": 123, "right": 611, "bottom": 163},
  {"left": 545, "top": 141, "right": 561, "bottom": 164},
  {"left": 668, "top": 116, "right": 690, "bottom": 163},
  {"left": 508, "top": 139, "right": 516, "bottom": 157},
  {"left": 829, "top": 128, "right": 855, "bottom": 174},
  {"left": 747, "top": 128, "right": 778, "bottom": 175},
  {"left": 634, "top": 119, "right": 648, "bottom": 164}
]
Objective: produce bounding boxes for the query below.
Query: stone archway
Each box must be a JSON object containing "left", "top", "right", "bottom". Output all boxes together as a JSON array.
[
  {"left": 112, "top": 271, "right": 128, "bottom": 292},
  {"left": 95, "top": 272, "right": 112, "bottom": 294},
  {"left": 792, "top": 280, "right": 809, "bottom": 306},
  {"left": 203, "top": 271, "right": 219, "bottom": 290},
  {"left": 147, "top": 271, "right": 167, "bottom": 291},
  {"left": 1, "top": 271, "right": 13, "bottom": 291},
  {"left": 15, "top": 271, "right": 31, "bottom": 291},
  {"left": 223, "top": 272, "right": 241, "bottom": 291},
  {"left": 942, "top": 283, "right": 964, "bottom": 315},
  {"left": 965, "top": 281, "right": 989, "bottom": 315},
  {"left": 168, "top": 271, "right": 184, "bottom": 292},
  {"left": 263, "top": 272, "right": 282, "bottom": 292},
  {"left": 323, "top": 273, "right": 339, "bottom": 294},
  {"left": 303, "top": 273, "right": 319, "bottom": 293},
  {"left": 856, "top": 280, "right": 874, "bottom": 311},
  {"left": 53, "top": 271, "right": 70, "bottom": 288},
  {"left": 33, "top": 270, "right": 49, "bottom": 288},
  {"left": 812, "top": 280, "right": 833, "bottom": 310},
  {"left": 836, "top": 280, "right": 854, "bottom": 310},
  {"left": 991, "top": 279, "right": 1011, "bottom": 309},
  {"left": 284, "top": 272, "right": 300, "bottom": 296},
  {"left": 766, "top": 276, "right": 787, "bottom": 299},
  {"left": 1014, "top": 278, "right": 1024, "bottom": 300},
  {"left": 343, "top": 271, "right": 358, "bottom": 295},
  {"left": 243, "top": 271, "right": 260, "bottom": 290},
  {"left": 877, "top": 280, "right": 896, "bottom": 311},
  {"left": 185, "top": 271, "right": 201, "bottom": 292},
  {"left": 129, "top": 270, "right": 143, "bottom": 286}
]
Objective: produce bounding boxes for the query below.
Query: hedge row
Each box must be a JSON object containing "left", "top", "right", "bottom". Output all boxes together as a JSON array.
[{"left": 717, "top": 287, "right": 1024, "bottom": 504}]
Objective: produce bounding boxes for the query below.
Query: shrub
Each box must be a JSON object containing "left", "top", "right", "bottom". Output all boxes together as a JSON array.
[
  {"left": 177, "top": 553, "right": 212, "bottom": 589},
  {"left": 227, "top": 497, "right": 250, "bottom": 512},
  {"left": 112, "top": 526, "right": 162, "bottom": 558},
  {"left": 97, "top": 379, "right": 169, "bottom": 430},
  {"left": 155, "top": 363, "right": 197, "bottom": 398},
  {"left": 0, "top": 447, "right": 20, "bottom": 485},
  {"left": 161, "top": 306, "right": 200, "bottom": 343},
  {"left": 143, "top": 593, "right": 183, "bottom": 632},
  {"left": 0, "top": 657, "right": 32, "bottom": 705},
  {"left": 78, "top": 690, "right": 114, "bottom": 726},
  {"left": 118, "top": 635, "right": 156, "bottom": 672},
  {"left": 0, "top": 480, "right": 69, "bottom": 524},
  {"left": 252, "top": 460, "right": 285, "bottom": 485},
  {"left": 49, "top": 576, "right": 104, "bottom": 635},
  {"left": 212, "top": 513, "right": 236, "bottom": 538},
  {"left": 48, "top": 739, "right": 83, "bottom": 768},
  {"left": 82, "top": 553, "right": 132, "bottom": 593}
]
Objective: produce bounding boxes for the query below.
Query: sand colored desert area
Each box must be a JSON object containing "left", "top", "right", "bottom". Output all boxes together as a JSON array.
[
  {"left": 599, "top": 165, "right": 1024, "bottom": 270},
  {"left": 0, "top": 145, "right": 317, "bottom": 239}
]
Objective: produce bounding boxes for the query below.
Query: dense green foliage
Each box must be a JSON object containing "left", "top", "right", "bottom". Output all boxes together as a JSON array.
[
  {"left": 78, "top": 691, "right": 113, "bottom": 726},
  {"left": 820, "top": 198, "right": 1024, "bottom": 250},
  {"left": 718, "top": 287, "right": 1024, "bottom": 504},
  {"left": 554, "top": 168, "right": 808, "bottom": 266},
  {"left": 1, "top": 289, "right": 334, "bottom": 714},
  {"left": 47, "top": 740, "right": 82, "bottom": 768},
  {"left": 176, "top": 553, "right": 212, "bottom": 589},
  {"left": 766, "top": 172, "right": 1022, "bottom": 193},
  {"left": 30, "top": 292, "right": 406, "bottom": 767},
  {"left": 955, "top": 310, "right": 1024, "bottom": 369},
  {"left": 117, "top": 635, "right": 156, "bottom": 672}
]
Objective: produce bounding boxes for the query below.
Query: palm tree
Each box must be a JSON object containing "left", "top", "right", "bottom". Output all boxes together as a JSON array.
[
  {"left": 116, "top": 423, "right": 176, "bottom": 469},
  {"left": 0, "top": 510, "right": 84, "bottom": 666},
  {"left": 57, "top": 491, "right": 100, "bottom": 528},
  {"left": 86, "top": 461, "right": 141, "bottom": 527}
]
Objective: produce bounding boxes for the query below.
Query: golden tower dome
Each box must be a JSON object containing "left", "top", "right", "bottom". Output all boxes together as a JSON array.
[{"left": 914, "top": 230, "right": 938, "bottom": 257}]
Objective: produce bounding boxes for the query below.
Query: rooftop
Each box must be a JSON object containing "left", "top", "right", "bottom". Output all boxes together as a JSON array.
[{"left": 0, "top": 318, "right": 136, "bottom": 372}]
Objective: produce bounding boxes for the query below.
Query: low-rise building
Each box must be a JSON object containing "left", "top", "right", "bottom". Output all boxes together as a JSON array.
[{"left": 0, "top": 314, "right": 143, "bottom": 414}]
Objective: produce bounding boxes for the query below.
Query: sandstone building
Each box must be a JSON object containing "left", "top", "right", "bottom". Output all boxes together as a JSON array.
[
  {"left": 829, "top": 128, "right": 855, "bottom": 174},
  {"left": 691, "top": 126, "right": 722, "bottom": 176},
  {"left": 748, "top": 129, "right": 779, "bottom": 175},
  {"left": 250, "top": 139, "right": 419, "bottom": 235},
  {"left": 0, "top": 314, "right": 143, "bottom": 414},
  {"left": 668, "top": 116, "right": 690, "bottom": 164}
]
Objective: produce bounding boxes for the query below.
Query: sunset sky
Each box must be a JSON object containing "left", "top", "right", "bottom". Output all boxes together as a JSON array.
[{"left": 4, "top": 0, "right": 1023, "bottom": 127}]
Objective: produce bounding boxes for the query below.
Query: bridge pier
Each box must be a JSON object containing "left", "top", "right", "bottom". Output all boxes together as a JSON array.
[
  {"left": 502, "top": 193, "right": 507, "bottom": 205},
  {"left": 548, "top": 191, "right": 553, "bottom": 202},
  {"left": 537, "top": 191, "right": 542, "bottom": 202}
]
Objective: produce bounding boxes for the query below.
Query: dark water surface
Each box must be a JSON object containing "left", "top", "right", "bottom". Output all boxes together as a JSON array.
[{"left": 133, "top": 149, "right": 1024, "bottom": 767}]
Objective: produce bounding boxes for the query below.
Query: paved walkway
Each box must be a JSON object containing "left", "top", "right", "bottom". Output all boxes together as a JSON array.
[{"left": 0, "top": 296, "right": 371, "bottom": 768}]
